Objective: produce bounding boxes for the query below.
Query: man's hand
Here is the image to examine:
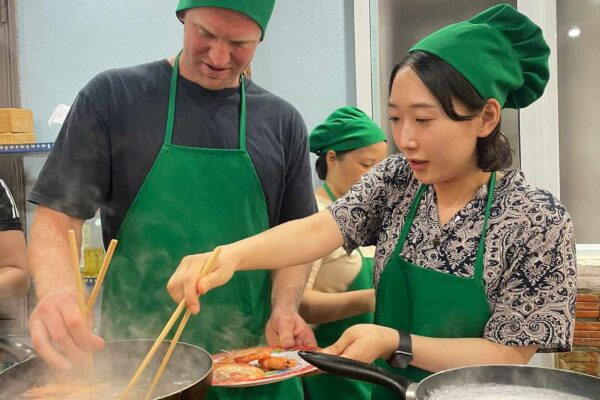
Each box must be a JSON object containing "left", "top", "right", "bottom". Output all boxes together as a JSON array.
[
  {"left": 265, "top": 306, "right": 317, "bottom": 349},
  {"left": 28, "top": 291, "right": 105, "bottom": 372},
  {"left": 323, "top": 324, "right": 399, "bottom": 364}
]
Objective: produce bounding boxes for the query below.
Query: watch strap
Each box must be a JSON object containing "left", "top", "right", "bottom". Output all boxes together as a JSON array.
[{"left": 387, "top": 329, "right": 413, "bottom": 369}]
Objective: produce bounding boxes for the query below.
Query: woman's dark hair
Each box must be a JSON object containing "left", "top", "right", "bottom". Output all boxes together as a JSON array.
[
  {"left": 315, "top": 150, "right": 351, "bottom": 180},
  {"left": 390, "top": 51, "right": 512, "bottom": 171}
]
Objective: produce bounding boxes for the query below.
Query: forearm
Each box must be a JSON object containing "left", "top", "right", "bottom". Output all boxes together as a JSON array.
[
  {"left": 411, "top": 336, "right": 537, "bottom": 372},
  {"left": 271, "top": 264, "right": 312, "bottom": 312},
  {"left": 389, "top": 334, "right": 538, "bottom": 372},
  {"left": 29, "top": 206, "right": 85, "bottom": 299},
  {"left": 0, "top": 230, "right": 30, "bottom": 299},
  {"left": 229, "top": 210, "right": 343, "bottom": 272},
  {"left": 300, "top": 289, "right": 375, "bottom": 324}
]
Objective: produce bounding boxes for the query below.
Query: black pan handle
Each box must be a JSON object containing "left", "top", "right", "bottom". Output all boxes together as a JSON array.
[{"left": 299, "top": 350, "right": 411, "bottom": 399}]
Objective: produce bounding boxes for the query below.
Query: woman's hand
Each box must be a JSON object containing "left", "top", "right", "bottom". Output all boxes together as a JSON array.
[
  {"left": 167, "top": 246, "right": 239, "bottom": 314},
  {"left": 323, "top": 324, "right": 399, "bottom": 364}
]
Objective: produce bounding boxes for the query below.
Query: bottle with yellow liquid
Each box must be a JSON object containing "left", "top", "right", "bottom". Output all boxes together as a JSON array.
[
  {"left": 82, "top": 213, "right": 104, "bottom": 278},
  {"left": 81, "top": 212, "right": 104, "bottom": 334}
]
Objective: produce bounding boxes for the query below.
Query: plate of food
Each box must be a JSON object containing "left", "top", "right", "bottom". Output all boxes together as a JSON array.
[{"left": 211, "top": 346, "right": 319, "bottom": 387}]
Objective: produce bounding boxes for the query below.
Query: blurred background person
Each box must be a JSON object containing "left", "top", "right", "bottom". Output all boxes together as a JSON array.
[
  {"left": 301, "top": 106, "right": 387, "bottom": 400},
  {"left": 0, "top": 178, "right": 29, "bottom": 303}
]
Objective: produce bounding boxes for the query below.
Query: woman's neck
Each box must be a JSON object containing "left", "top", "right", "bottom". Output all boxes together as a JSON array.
[
  {"left": 433, "top": 170, "right": 492, "bottom": 225},
  {"left": 319, "top": 180, "right": 342, "bottom": 201}
]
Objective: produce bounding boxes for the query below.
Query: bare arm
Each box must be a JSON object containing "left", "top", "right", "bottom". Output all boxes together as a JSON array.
[
  {"left": 29, "top": 206, "right": 84, "bottom": 299},
  {"left": 28, "top": 206, "right": 104, "bottom": 371},
  {"left": 0, "top": 230, "right": 30, "bottom": 301},
  {"left": 235, "top": 210, "right": 344, "bottom": 271},
  {"left": 326, "top": 324, "right": 538, "bottom": 372},
  {"left": 266, "top": 264, "right": 317, "bottom": 348},
  {"left": 411, "top": 335, "right": 538, "bottom": 371},
  {"left": 300, "top": 289, "right": 375, "bottom": 324},
  {"left": 168, "top": 209, "right": 344, "bottom": 313}
]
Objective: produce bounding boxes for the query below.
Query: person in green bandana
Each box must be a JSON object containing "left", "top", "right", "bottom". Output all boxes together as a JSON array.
[
  {"left": 169, "top": 4, "right": 576, "bottom": 399},
  {"left": 27, "top": 1, "right": 317, "bottom": 399},
  {"left": 301, "top": 106, "right": 387, "bottom": 400}
]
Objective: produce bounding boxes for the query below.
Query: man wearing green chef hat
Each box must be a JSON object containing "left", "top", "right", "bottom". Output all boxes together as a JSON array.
[{"left": 27, "top": 1, "right": 316, "bottom": 399}]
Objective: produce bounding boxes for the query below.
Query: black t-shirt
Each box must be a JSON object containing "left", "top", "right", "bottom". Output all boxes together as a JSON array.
[
  {"left": 29, "top": 60, "right": 316, "bottom": 245},
  {"left": 0, "top": 179, "right": 22, "bottom": 231}
]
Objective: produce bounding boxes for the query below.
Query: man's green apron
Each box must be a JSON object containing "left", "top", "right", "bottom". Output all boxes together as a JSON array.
[
  {"left": 303, "top": 182, "right": 374, "bottom": 400},
  {"left": 372, "top": 173, "right": 496, "bottom": 400},
  {"left": 101, "top": 52, "right": 302, "bottom": 399}
]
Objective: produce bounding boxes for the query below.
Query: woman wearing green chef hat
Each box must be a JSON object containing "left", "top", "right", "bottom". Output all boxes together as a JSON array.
[
  {"left": 168, "top": 4, "right": 576, "bottom": 399},
  {"left": 301, "top": 106, "right": 387, "bottom": 400}
]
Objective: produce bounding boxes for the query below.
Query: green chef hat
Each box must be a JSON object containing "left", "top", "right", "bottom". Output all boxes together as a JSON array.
[
  {"left": 309, "top": 106, "right": 387, "bottom": 155},
  {"left": 176, "top": 0, "right": 275, "bottom": 40},
  {"left": 409, "top": 3, "right": 550, "bottom": 109}
]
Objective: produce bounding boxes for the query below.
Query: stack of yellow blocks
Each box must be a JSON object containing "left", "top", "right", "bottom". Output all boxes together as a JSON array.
[{"left": 0, "top": 108, "right": 36, "bottom": 144}]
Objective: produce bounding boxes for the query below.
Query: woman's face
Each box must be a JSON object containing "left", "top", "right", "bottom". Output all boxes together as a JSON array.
[
  {"left": 388, "top": 67, "right": 483, "bottom": 185},
  {"left": 327, "top": 141, "right": 388, "bottom": 196}
]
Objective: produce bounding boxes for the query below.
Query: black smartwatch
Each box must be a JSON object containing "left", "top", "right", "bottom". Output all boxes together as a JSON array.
[{"left": 386, "top": 329, "right": 413, "bottom": 369}]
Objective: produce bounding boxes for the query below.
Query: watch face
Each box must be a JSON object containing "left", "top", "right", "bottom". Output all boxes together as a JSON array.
[{"left": 389, "top": 351, "right": 412, "bottom": 369}]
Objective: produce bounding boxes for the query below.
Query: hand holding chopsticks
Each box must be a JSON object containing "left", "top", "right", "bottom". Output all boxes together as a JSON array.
[
  {"left": 68, "top": 231, "right": 118, "bottom": 371},
  {"left": 120, "top": 247, "right": 222, "bottom": 400}
]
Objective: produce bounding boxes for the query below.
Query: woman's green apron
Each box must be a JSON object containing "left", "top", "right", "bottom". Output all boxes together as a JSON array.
[
  {"left": 101, "top": 52, "right": 302, "bottom": 399},
  {"left": 303, "top": 181, "right": 374, "bottom": 400},
  {"left": 372, "top": 173, "right": 496, "bottom": 400}
]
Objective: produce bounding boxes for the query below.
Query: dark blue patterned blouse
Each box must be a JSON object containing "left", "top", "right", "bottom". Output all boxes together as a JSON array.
[{"left": 328, "top": 154, "right": 576, "bottom": 352}]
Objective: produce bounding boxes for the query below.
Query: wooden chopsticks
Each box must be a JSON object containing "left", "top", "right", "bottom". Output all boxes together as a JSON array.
[
  {"left": 86, "top": 239, "right": 118, "bottom": 316},
  {"left": 68, "top": 230, "right": 86, "bottom": 317},
  {"left": 68, "top": 231, "right": 118, "bottom": 373},
  {"left": 121, "top": 247, "right": 221, "bottom": 400},
  {"left": 143, "top": 309, "right": 191, "bottom": 400}
]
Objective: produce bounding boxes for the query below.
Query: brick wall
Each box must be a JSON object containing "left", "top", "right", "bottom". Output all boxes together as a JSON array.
[{"left": 557, "top": 292, "right": 600, "bottom": 376}]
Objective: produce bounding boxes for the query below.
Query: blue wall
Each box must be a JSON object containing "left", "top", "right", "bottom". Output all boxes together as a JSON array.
[{"left": 16, "top": 0, "right": 355, "bottom": 143}]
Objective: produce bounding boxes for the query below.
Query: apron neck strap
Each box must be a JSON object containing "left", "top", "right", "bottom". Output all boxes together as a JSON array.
[
  {"left": 396, "top": 172, "right": 497, "bottom": 280},
  {"left": 165, "top": 50, "right": 247, "bottom": 150},
  {"left": 474, "top": 171, "right": 496, "bottom": 280},
  {"left": 397, "top": 183, "right": 428, "bottom": 252},
  {"left": 323, "top": 181, "right": 337, "bottom": 202},
  {"left": 239, "top": 74, "right": 247, "bottom": 151}
]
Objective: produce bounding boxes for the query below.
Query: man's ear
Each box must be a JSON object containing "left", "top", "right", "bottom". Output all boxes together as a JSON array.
[{"left": 478, "top": 98, "right": 501, "bottom": 138}]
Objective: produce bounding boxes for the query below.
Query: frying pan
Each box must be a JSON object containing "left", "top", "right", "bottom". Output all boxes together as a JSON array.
[
  {"left": 0, "top": 339, "right": 212, "bottom": 399},
  {"left": 299, "top": 351, "right": 600, "bottom": 399}
]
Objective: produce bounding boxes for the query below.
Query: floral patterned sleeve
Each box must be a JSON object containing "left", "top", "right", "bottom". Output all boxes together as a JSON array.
[
  {"left": 483, "top": 192, "right": 577, "bottom": 352},
  {"left": 328, "top": 155, "right": 408, "bottom": 255}
]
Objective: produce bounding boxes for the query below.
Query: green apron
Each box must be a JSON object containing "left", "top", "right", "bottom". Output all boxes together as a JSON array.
[
  {"left": 303, "top": 182, "right": 374, "bottom": 400},
  {"left": 372, "top": 173, "right": 496, "bottom": 400},
  {"left": 101, "top": 51, "right": 302, "bottom": 399}
]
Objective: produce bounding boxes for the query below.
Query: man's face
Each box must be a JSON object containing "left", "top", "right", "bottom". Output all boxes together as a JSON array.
[{"left": 180, "top": 7, "right": 261, "bottom": 90}]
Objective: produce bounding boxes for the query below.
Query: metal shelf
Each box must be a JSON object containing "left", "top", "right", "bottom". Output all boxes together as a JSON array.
[{"left": 0, "top": 142, "right": 54, "bottom": 154}]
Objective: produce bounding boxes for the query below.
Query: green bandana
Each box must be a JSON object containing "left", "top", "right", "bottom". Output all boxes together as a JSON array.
[
  {"left": 409, "top": 3, "right": 550, "bottom": 109},
  {"left": 176, "top": 0, "right": 275, "bottom": 40},
  {"left": 309, "top": 106, "right": 387, "bottom": 154}
]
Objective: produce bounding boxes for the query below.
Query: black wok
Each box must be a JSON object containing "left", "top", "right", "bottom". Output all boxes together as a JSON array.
[
  {"left": 299, "top": 351, "right": 600, "bottom": 399},
  {"left": 0, "top": 339, "right": 212, "bottom": 399}
]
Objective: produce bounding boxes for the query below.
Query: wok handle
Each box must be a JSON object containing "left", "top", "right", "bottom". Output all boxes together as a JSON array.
[
  {"left": 299, "top": 351, "right": 411, "bottom": 399},
  {"left": 0, "top": 336, "right": 37, "bottom": 363}
]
